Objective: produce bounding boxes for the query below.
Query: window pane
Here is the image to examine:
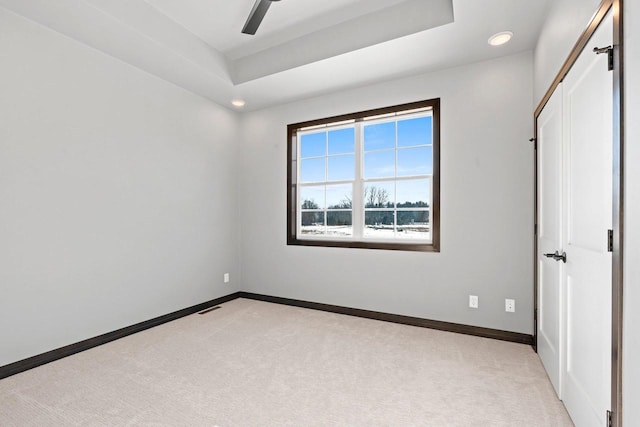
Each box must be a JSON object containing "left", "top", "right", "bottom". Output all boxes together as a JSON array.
[
  {"left": 397, "top": 146, "right": 432, "bottom": 176},
  {"left": 300, "top": 186, "right": 325, "bottom": 209},
  {"left": 300, "top": 132, "right": 326, "bottom": 158},
  {"left": 364, "top": 122, "right": 395, "bottom": 151},
  {"left": 300, "top": 157, "right": 326, "bottom": 183},
  {"left": 364, "top": 150, "right": 395, "bottom": 179},
  {"left": 396, "top": 210, "right": 430, "bottom": 239},
  {"left": 364, "top": 181, "right": 395, "bottom": 208},
  {"left": 328, "top": 128, "right": 355, "bottom": 155},
  {"left": 398, "top": 116, "right": 432, "bottom": 148},
  {"left": 327, "top": 211, "right": 352, "bottom": 236},
  {"left": 301, "top": 211, "right": 325, "bottom": 235},
  {"left": 364, "top": 210, "right": 394, "bottom": 238},
  {"left": 396, "top": 179, "right": 430, "bottom": 208},
  {"left": 326, "top": 184, "right": 352, "bottom": 209},
  {"left": 328, "top": 155, "right": 354, "bottom": 181},
  {"left": 290, "top": 100, "right": 439, "bottom": 249}
]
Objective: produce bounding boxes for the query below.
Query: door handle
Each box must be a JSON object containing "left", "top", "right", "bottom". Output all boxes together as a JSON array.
[{"left": 544, "top": 251, "right": 567, "bottom": 263}]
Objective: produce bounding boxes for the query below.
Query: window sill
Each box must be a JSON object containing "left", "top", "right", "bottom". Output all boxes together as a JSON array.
[{"left": 287, "top": 237, "right": 439, "bottom": 252}]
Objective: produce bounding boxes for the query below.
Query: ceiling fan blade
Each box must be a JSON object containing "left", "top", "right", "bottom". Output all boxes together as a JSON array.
[{"left": 241, "top": 0, "right": 272, "bottom": 35}]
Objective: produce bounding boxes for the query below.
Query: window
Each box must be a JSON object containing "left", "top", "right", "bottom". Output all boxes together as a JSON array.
[{"left": 287, "top": 99, "right": 440, "bottom": 251}]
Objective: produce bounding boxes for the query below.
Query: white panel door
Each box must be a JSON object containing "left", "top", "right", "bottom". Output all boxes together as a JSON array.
[
  {"left": 536, "top": 86, "right": 563, "bottom": 397},
  {"left": 561, "top": 13, "right": 613, "bottom": 427}
]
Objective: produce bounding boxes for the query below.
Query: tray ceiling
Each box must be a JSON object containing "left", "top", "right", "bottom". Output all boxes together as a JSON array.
[{"left": 0, "top": 0, "right": 549, "bottom": 111}]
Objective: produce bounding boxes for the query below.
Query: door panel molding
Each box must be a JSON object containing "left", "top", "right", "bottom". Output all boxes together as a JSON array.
[
  {"left": 536, "top": 86, "right": 563, "bottom": 397},
  {"left": 533, "top": 0, "right": 623, "bottom": 425}
]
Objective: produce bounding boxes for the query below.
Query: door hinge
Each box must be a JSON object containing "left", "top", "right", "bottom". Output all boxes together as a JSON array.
[
  {"left": 608, "top": 229, "right": 614, "bottom": 252},
  {"left": 607, "top": 410, "right": 613, "bottom": 427},
  {"left": 593, "top": 45, "right": 614, "bottom": 71},
  {"left": 534, "top": 224, "right": 537, "bottom": 235},
  {"left": 529, "top": 137, "right": 537, "bottom": 150}
]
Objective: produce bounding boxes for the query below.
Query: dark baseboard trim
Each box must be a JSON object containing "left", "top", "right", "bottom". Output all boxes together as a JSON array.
[
  {"left": 238, "top": 292, "right": 534, "bottom": 346},
  {"left": 1, "top": 290, "right": 533, "bottom": 381},
  {"left": 0, "top": 292, "right": 241, "bottom": 380}
]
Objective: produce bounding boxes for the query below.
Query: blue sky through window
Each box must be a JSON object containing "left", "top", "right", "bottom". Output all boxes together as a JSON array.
[
  {"left": 364, "top": 150, "right": 395, "bottom": 179},
  {"left": 398, "top": 116, "right": 432, "bottom": 147},
  {"left": 396, "top": 179, "right": 430, "bottom": 205},
  {"left": 397, "top": 146, "right": 432, "bottom": 176},
  {"left": 327, "top": 184, "right": 352, "bottom": 208},
  {"left": 364, "top": 121, "right": 395, "bottom": 151},
  {"left": 300, "top": 185, "right": 325, "bottom": 209},
  {"left": 300, "top": 132, "right": 325, "bottom": 158},
  {"left": 328, "top": 128, "right": 354, "bottom": 155},
  {"left": 300, "top": 157, "right": 325, "bottom": 182},
  {"left": 300, "top": 115, "right": 432, "bottom": 204},
  {"left": 328, "top": 155, "right": 354, "bottom": 181}
]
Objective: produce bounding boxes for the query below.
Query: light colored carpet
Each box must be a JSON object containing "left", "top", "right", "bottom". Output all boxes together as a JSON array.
[{"left": 0, "top": 298, "right": 573, "bottom": 426}]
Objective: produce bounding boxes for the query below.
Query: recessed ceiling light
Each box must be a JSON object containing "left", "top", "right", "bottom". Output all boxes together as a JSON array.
[
  {"left": 231, "top": 99, "right": 246, "bottom": 108},
  {"left": 488, "top": 31, "right": 513, "bottom": 46}
]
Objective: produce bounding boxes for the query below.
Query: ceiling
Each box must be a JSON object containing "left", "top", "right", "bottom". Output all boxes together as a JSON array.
[
  {"left": 144, "top": 0, "right": 410, "bottom": 56},
  {"left": 0, "top": 0, "right": 550, "bottom": 111}
]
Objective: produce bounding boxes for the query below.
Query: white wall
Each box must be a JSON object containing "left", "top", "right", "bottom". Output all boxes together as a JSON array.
[
  {"left": 623, "top": 0, "right": 639, "bottom": 423},
  {"left": 533, "top": 0, "right": 602, "bottom": 104},
  {"left": 239, "top": 52, "right": 535, "bottom": 334},
  {"left": 0, "top": 8, "right": 240, "bottom": 366}
]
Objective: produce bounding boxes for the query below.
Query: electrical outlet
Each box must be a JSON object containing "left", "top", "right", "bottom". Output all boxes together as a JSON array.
[
  {"left": 469, "top": 295, "right": 478, "bottom": 309},
  {"left": 505, "top": 299, "right": 515, "bottom": 313},
  {"left": 223, "top": 273, "right": 230, "bottom": 283}
]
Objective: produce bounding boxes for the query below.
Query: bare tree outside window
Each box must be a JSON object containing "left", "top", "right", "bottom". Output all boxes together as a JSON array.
[{"left": 288, "top": 98, "right": 440, "bottom": 251}]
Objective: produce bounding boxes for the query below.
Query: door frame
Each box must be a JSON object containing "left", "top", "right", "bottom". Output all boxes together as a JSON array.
[{"left": 532, "top": 0, "right": 624, "bottom": 425}]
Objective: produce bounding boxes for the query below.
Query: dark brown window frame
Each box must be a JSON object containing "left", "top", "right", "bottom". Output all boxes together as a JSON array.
[{"left": 287, "top": 98, "right": 440, "bottom": 252}]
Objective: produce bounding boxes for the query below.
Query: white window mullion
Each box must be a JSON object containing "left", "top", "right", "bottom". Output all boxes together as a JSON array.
[
  {"left": 353, "top": 122, "right": 364, "bottom": 239},
  {"left": 394, "top": 121, "right": 398, "bottom": 238},
  {"left": 323, "top": 131, "right": 328, "bottom": 234},
  {"left": 296, "top": 132, "right": 302, "bottom": 238},
  {"left": 293, "top": 104, "right": 436, "bottom": 247}
]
